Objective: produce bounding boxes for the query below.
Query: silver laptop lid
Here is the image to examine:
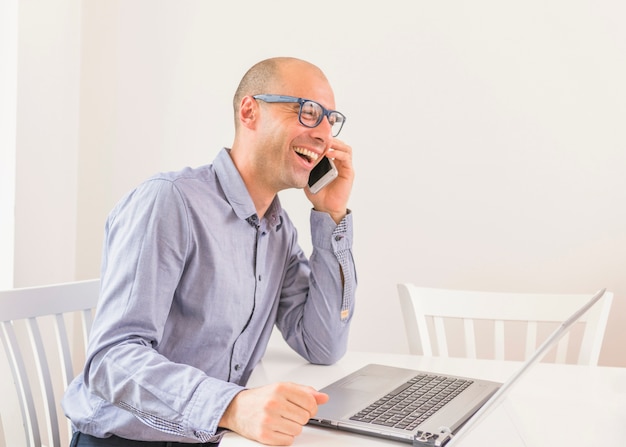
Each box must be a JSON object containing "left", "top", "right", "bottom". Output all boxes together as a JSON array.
[{"left": 443, "top": 288, "right": 607, "bottom": 446}]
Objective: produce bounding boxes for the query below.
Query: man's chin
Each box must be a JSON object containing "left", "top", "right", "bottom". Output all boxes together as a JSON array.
[
  {"left": 277, "top": 177, "right": 307, "bottom": 192},
  {"left": 293, "top": 175, "right": 309, "bottom": 190}
]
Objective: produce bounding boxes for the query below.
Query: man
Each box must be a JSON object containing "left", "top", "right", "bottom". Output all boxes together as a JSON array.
[{"left": 63, "top": 57, "right": 356, "bottom": 447}]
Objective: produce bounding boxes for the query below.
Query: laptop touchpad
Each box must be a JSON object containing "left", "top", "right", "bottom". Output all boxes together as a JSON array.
[{"left": 342, "top": 374, "right": 394, "bottom": 392}]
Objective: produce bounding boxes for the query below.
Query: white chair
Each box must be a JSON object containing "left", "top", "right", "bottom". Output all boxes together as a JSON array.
[
  {"left": 0, "top": 279, "right": 100, "bottom": 447},
  {"left": 397, "top": 283, "right": 613, "bottom": 366}
]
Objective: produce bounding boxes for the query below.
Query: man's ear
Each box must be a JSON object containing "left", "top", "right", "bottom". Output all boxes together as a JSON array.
[{"left": 239, "top": 96, "right": 258, "bottom": 129}]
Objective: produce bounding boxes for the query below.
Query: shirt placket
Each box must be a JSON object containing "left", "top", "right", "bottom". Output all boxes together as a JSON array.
[{"left": 229, "top": 216, "right": 268, "bottom": 383}]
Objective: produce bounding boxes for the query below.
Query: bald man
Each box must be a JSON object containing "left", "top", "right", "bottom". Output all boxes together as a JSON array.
[{"left": 63, "top": 57, "right": 357, "bottom": 447}]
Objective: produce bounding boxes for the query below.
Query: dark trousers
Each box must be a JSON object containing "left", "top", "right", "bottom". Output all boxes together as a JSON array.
[{"left": 70, "top": 432, "right": 219, "bottom": 447}]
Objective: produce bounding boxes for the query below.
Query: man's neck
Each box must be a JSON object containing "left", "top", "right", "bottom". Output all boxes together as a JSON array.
[{"left": 228, "top": 146, "right": 275, "bottom": 220}]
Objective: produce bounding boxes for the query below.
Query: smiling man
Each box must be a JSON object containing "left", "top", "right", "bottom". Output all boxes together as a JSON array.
[{"left": 62, "top": 57, "right": 357, "bottom": 447}]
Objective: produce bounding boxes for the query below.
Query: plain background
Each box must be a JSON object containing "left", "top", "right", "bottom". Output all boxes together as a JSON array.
[{"left": 3, "top": 0, "right": 625, "bottom": 366}]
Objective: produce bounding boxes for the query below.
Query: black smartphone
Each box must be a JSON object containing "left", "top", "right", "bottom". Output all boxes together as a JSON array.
[{"left": 307, "top": 156, "right": 338, "bottom": 194}]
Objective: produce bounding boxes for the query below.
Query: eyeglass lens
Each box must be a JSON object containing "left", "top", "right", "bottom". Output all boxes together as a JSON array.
[{"left": 300, "top": 101, "right": 344, "bottom": 137}]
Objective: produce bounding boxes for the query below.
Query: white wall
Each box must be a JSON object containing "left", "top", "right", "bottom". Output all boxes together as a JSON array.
[
  {"left": 13, "top": 0, "right": 82, "bottom": 287},
  {"left": 12, "top": 0, "right": 626, "bottom": 366},
  {"left": 0, "top": 0, "right": 18, "bottom": 289}
]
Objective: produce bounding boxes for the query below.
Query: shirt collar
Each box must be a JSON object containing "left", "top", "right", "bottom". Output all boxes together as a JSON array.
[{"left": 214, "top": 148, "right": 284, "bottom": 231}]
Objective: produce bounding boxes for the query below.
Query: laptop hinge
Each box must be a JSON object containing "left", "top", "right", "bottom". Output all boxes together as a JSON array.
[{"left": 413, "top": 429, "right": 453, "bottom": 447}]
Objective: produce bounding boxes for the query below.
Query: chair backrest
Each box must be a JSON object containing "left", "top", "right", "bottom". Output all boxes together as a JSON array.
[
  {"left": 397, "top": 283, "right": 613, "bottom": 366},
  {"left": 0, "top": 279, "right": 100, "bottom": 447}
]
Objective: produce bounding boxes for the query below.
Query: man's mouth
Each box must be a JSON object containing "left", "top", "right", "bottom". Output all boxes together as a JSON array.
[{"left": 294, "top": 146, "right": 319, "bottom": 163}]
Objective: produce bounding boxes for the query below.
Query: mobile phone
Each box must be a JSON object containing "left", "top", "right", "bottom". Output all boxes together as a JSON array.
[{"left": 308, "top": 156, "right": 338, "bottom": 194}]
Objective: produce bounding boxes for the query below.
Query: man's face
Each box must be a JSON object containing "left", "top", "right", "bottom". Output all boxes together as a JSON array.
[{"left": 252, "top": 64, "right": 337, "bottom": 194}]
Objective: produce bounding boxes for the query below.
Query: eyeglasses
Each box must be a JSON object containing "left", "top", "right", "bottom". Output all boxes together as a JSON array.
[{"left": 253, "top": 94, "right": 346, "bottom": 137}]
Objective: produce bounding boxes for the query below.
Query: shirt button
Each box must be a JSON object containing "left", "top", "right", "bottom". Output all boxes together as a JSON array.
[
  {"left": 335, "top": 235, "right": 343, "bottom": 241},
  {"left": 234, "top": 364, "right": 241, "bottom": 371}
]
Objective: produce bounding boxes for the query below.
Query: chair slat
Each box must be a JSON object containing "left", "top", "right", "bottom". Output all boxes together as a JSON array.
[
  {"left": 525, "top": 321, "right": 538, "bottom": 360},
  {"left": 27, "top": 317, "right": 61, "bottom": 447},
  {"left": 55, "top": 311, "right": 90, "bottom": 440},
  {"left": 433, "top": 317, "right": 448, "bottom": 357},
  {"left": 81, "top": 308, "right": 94, "bottom": 350},
  {"left": 1, "top": 321, "right": 39, "bottom": 447},
  {"left": 494, "top": 320, "right": 505, "bottom": 361},
  {"left": 462, "top": 319, "right": 477, "bottom": 359},
  {"left": 54, "top": 313, "right": 74, "bottom": 387},
  {"left": 0, "top": 412, "right": 6, "bottom": 447},
  {"left": 555, "top": 333, "right": 570, "bottom": 363}
]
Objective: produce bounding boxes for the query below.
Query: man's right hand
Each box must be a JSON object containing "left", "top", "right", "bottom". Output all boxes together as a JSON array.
[{"left": 219, "top": 382, "right": 329, "bottom": 445}]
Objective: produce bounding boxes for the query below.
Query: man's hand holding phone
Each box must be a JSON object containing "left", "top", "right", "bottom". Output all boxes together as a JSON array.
[{"left": 305, "top": 139, "right": 354, "bottom": 224}]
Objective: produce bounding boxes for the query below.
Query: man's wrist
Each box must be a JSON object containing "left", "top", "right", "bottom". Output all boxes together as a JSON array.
[{"left": 328, "top": 209, "right": 348, "bottom": 224}]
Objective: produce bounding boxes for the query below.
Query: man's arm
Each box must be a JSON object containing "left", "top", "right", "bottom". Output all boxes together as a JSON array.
[{"left": 84, "top": 179, "right": 242, "bottom": 443}]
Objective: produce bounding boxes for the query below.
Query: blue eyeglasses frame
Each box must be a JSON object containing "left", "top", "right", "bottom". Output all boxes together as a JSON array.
[{"left": 252, "top": 94, "right": 346, "bottom": 137}]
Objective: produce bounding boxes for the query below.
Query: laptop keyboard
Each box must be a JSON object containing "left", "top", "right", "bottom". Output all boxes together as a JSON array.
[{"left": 349, "top": 373, "right": 473, "bottom": 430}]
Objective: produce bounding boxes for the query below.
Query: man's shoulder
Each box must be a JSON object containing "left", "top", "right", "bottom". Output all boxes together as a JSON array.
[
  {"left": 139, "top": 164, "right": 216, "bottom": 196},
  {"left": 150, "top": 164, "right": 214, "bottom": 183}
]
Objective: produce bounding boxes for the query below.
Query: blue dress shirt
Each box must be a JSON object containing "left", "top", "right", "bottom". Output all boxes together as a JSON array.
[{"left": 61, "top": 148, "right": 356, "bottom": 443}]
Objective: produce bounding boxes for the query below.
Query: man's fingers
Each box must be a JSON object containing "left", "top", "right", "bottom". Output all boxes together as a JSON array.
[
  {"left": 313, "top": 391, "right": 329, "bottom": 405},
  {"left": 282, "top": 384, "right": 325, "bottom": 423}
]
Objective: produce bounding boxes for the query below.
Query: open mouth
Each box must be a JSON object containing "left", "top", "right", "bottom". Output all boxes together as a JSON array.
[{"left": 294, "top": 146, "right": 319, "bottom": 163}]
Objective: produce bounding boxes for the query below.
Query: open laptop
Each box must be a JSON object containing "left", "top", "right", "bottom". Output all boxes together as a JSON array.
[{"left": 309, "top": 288, "right": 607, "bottom": 447}]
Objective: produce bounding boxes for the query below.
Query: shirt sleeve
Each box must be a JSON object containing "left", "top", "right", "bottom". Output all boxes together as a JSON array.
[
  {"left": 276, "top": 209, "right": 357, "bottom": 365},
  {"left": 85, "top": 178, "right": 240, "bottom": 442}
]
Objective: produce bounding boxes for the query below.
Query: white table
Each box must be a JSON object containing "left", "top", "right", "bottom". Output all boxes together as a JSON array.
[{"left": 221, "top": 344, "right": 626, "bottom": 446}]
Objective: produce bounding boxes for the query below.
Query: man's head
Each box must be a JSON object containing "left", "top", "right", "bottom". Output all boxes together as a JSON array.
[
  {"left": 230, "top": 57, "right": 343, "bottom": 198},
  {"left": 232, "top": 57, "right": 335, "bottom": 130}
]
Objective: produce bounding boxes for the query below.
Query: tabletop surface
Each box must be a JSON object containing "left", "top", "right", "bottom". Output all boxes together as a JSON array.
[{"left": 221, "top": 342, "right": 626, "bottom": 447}]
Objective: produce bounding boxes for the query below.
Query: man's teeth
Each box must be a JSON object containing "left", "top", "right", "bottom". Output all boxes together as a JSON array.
[{"left": 294, "top": 147, "right": 319, "bottom": 162}]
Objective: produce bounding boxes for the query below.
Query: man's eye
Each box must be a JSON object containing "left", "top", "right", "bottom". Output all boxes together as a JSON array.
[{"left": 301, "top": 104, "right": 319, "bottom": 118}]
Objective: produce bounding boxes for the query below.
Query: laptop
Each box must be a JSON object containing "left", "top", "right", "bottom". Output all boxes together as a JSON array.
[{"left": 308, "top": 288, "right": 607, "bottom": 447}]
